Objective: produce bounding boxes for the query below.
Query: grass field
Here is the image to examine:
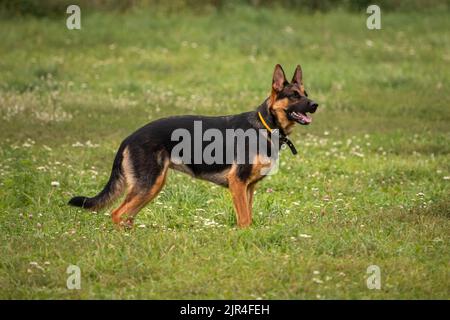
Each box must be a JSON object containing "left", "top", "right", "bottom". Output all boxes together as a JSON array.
[{"left": 0, "top": 7, "right": 449, "bottom": 299}]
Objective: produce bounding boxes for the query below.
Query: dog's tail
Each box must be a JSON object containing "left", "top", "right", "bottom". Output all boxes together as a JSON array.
[{"left": 68, "top": 147, "right": 125, "bottom": 211}]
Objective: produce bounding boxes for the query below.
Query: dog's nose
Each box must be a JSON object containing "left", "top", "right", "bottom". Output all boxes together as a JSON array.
[{"left": 309, "top": 100, "right": 318, "bottom": 112}]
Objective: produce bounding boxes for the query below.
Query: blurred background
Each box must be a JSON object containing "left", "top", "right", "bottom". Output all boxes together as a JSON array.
[
  {"left": 0, "top": 0, "right": 449, "bottom": 299},
  {"left": 1, "top": 0, "right": 449, "bottom": 16}
]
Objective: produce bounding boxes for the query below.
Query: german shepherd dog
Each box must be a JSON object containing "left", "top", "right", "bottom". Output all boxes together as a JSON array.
[{"left": 69, "top": 64, "right": 318, "bottom": 228}]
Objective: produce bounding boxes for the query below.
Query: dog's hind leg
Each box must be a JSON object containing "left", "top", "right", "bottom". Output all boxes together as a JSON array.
[{"left": 111, "top": 147, "right": 169, "bottom": 227}]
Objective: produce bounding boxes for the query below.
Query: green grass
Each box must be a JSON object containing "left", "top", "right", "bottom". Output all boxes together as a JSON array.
[{"left": 0, "top": 7, "right": 449, "bottom": 299}]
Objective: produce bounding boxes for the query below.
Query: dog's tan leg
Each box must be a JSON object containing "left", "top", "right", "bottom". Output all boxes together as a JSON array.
[
  {"left": 228, "top": 172, "right": 251, "bottom": 228},
  {"left": 111, "top": 191, "right": 146, "bottom": 227},
  {"left": 111, "top": 162, "right": 169, "bottom": 227},
  {"left": 247, "top": 182, "right": 256, "bottom": 223}
]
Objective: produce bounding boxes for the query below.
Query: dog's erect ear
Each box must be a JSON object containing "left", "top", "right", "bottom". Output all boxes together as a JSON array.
[
  {"left": 272, "top": 64, "right": 288, "bottom": 93},
  {"left": 291, "top": 64, "right": 303, "bottom": 85}
]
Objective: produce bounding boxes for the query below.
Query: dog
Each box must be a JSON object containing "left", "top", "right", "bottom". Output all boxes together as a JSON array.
[{"left": 68, "top": 64, "right": 318, "bottom": 228}]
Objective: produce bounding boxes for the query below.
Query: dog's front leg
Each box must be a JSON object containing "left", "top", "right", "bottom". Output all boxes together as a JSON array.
[
  {"left": 228, "top": 177, "right": 251, "bottom": 228},
  {"left": 247, "top": 182, "right": 256, "bottom": 224}
]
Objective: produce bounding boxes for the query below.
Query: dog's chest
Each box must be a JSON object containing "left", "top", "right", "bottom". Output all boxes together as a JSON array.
[{"left": 248, "top": 155, "right": 276, "bottom": 183}]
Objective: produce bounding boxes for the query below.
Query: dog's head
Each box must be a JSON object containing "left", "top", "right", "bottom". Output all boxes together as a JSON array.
[{"left": 269, "top": 64, "right": 318, "bottom": 134}]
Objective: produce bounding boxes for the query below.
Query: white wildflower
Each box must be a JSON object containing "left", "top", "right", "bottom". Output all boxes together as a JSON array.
[
  {"left": 72, "top": 142, "right": 84, "bottom": 147},
  {"left": 312, "top": 278, "right": 323, "bottom": 284}
]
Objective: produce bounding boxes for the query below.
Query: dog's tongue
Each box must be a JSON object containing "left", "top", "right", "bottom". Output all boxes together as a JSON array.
[
  {"left": 300, "top": 113, "right": 312, "bottom": 124},
  {"left": 293, "top": 112, "right": 311, "bottom": 124}
]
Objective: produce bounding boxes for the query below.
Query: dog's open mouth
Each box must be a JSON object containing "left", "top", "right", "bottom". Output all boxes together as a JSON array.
[{"left": 290, "top": 111, "right": 312, "bottom": 125}]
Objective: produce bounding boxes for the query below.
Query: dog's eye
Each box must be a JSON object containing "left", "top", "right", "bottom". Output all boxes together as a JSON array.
[
  {"left": 304, "top": 90, "right": 309, "bottom": 97},
  {"left": 290, "top": 92, "right": 301, "bottom": 99}
]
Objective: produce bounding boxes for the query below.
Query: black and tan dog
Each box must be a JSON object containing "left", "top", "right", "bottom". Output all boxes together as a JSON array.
[{"left": 69, "top": 64, "right": 318, "bottom": 228}]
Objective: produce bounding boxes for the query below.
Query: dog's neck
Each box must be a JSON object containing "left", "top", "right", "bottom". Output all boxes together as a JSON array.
[
  {"left": 255, "top": 99, "right": 287, "bottom": 136},
  {"left": 251, "top": 99, "right": 298, "bottom": 155}
]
